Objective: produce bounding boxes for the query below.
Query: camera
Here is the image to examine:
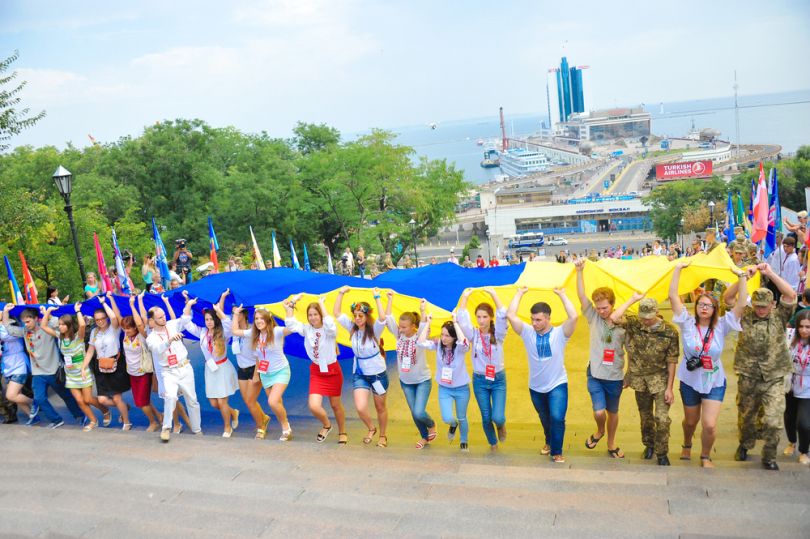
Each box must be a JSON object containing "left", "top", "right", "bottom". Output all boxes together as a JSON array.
[
  {"left": 685, "top": 355, "right": 702, "bottom": 372},
  {"left": 175, "top": 238, "right": 187, "bottom": 249}
]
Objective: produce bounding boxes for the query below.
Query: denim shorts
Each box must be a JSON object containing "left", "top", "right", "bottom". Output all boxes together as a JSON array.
[
  {"left": 352, "top": 371, "right": 389, "bottom": 395},
  {"left": 586, "top": 367, "right": 623, "bottom": 413},
  {"left": 5, "top": 373, "right": 28, "bottom": 386},
  {"left": 237, "top": 365, "right": 256, "bottom": 381},
  {"left": 680, "top": 380, "right": 726, "bottom": 406}
]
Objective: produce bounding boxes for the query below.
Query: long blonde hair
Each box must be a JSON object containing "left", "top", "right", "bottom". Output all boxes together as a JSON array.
[{"left": 251, "top": 309, "right": 277, "bottom": 350}]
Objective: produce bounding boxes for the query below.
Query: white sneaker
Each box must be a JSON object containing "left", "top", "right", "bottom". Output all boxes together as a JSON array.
[{"left": 160, "top": 429, "right": 170, "bottom": 443}]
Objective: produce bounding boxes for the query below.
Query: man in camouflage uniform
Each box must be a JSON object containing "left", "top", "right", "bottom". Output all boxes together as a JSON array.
[
  {"left": 723, "top": 263, "right": 796, "bottom": 470},
  {"left": 715, "top": 244, "right": 749, "bottom": 308},
  {"left": 611, "top": 295, "right": 680, "bottom": 465},
  {"left": 704, "top": 228, "right": 719, "bottom": 253}
]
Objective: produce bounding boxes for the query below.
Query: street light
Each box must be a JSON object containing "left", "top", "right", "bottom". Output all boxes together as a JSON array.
[
  {"left": 53, "top": 165, "right": 87, "bottom": 287},
  {"left": 408, "top": 218, "right": 418, "bottom": 265},
  {"left": 680, "top": 217, "right": 685, "bottom": 255},
  {"left": 708, "top": 200, "right": 716, "bottom": 230}
]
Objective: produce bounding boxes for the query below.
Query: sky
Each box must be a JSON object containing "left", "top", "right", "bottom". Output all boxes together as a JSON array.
[{"left": 2, "top": 0, "right": 809, "bottom": 149}]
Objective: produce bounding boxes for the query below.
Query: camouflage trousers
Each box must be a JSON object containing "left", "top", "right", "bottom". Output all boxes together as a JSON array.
[
  {"left": 737, "top": 375, "right": 785, "bottom": 462},
  {"left": 634, "top": 390, "right": 671, "bottom": 456},
  {"left": 0, "top": 377, "right": 18, "bottom": 422}
]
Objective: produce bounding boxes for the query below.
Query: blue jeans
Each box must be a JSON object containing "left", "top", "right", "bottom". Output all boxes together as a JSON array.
[
  {"left": 32, "top": 374, "right": 83, "bottom": 423},
  {"left": 472, "top": 371, "right": 507, "bottom": 446},
  {"left": 400, "top": 379, "right": 435, "bottom": 439},
  {"left": 439, "top": 384, "right": 470, "bottom": 443},
  {"left": 530, "top": 383, "right": 569, "bottom": 456}
]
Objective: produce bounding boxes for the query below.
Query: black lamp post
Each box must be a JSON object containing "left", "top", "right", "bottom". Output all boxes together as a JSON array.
[
  {"left": 680, "top": 217, "right": 685, "bottom": 255},
  {"left": 708, "top": 200, "right": 716, "bottom": 230},
  {"left": 53, "top": 165, "right": 87, "bottom": 287},
  {"left": 408, "top": 218, "right": 418, "bottom": 265}
]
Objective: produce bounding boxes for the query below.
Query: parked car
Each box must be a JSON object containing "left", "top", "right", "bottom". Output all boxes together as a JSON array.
[{"left": 547, "top": 237, "right": 568, "bottom": 246}]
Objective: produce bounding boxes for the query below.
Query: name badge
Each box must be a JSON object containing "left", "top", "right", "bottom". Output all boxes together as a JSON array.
[
  {"left": 401, "top": 356, "right": 412, "bottom": 373},
  {"left": 602, "top": 349, "right": 615, "bottom": 366},
  {"left": 700, "top": 355, "right": 714, "bottom": 371},
  {"left": 232, "top": 339, "right": 241, "bottom": 355},
  {"left": 440, "top": 367, "right": 453, "bottom": 385},
  {"left": 371, "top": 380, "right": 386, "bottom": 395},
  {"left": 167, "top": 354, "right": 178, "bottom": 367},
  {"left": 206, "top": 359, "right": 219, "bottom": 372},
  {"left": 63, "top": 354, "right": 73, "bottom": 364},
  {"left": 485, "top": 364, "right": 496, "bottom": 381},
  {"left": 318, "top": 360, "right": 328, "bottom": 373},
  {"left": 258, "top": 359, "right": 270, "bottom": 373}
]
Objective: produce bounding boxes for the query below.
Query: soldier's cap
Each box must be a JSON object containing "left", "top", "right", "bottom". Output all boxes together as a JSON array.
[
  {"left": 733, "top": 225, "right": 743, "bottom": 232},
  {"left": 732, "top": 243, "right": 746, "bottom": 254},
  {"left": 798, "top": 210, "right": 808, "bottom": 219},
  {"left": 751, "top": 288, "right": 774, "bottom": 307},
  {"left": 638, "top": 298, "right": 659, "bottom": 319}
]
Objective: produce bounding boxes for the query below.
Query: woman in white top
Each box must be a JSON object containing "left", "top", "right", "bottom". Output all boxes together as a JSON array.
[
  {"left": 184, "top": 290, "right": 240, "bottom": 437},
  {"left": 669, "top": 262, "right": 747, "bottom": 468},
  {"left": 232, "top": 302, "right": 295, "bottom": 442},
  {"left": 120, "top": 293, "right": 162, "bottom": 432},
  {"left": 83, "top": 293, "right": 131, "bottom": 429},
  {"left": 286, "top": 295, "right": 347, "bottom": 445},
  {"left": 231, "top": 305, "right": 270, "bottom": 440},
  {"left": 384, "top": 292, "right": 436, "bottom": 449},
  {"left": 418, "top": 312, "right": 472, "bottom": 451},
  {"left": 457, "top": 287, "right": 509, "bottom": 451},
  {"left": 785, "top": 310, "right": 810, "bottom": 464},
  {"left": 334, "top": 286, "right": 389, "bottom": 447}
]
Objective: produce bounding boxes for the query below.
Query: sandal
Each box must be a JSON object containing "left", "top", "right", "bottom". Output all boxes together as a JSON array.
[
  {"left": 231, "top": 409, "right": 240, "bottom": 431},
  {"left": 317, "top": 424, "right": 333, "bottom": 443},
  {"left": 585, "top": 433, "right": 604, "bottom": 449},
  {"left": 426, "top": 430, "right": 437, "bottom": 442},
  {"left": 279, "top": 427, "right": 293, "bottom": 442},
  {"left": 607, "top": 447, "right": 625, "bottom": 459},
  {"left": 540, "top": 444, "right": 551, "bottom": 455},
  {"left": 552, "top": 454, "right": 566, "bottom": 463},
  {"left": 363, "top": 427, "right": 377, "bottom": 445},
  {"left": 82, "top": 421, "right": 98, "bottom": 432},
  {"left": 222, "top": 430, "right": 233, "bottom": 438},
  {"left": 102, "top": 411, "right": 112, "bottom": 427},
  {"left": 377, "top": 435, "right": 388, "bottom": 448},
  {"left": 122, "top": 423, "right": 132, "bottom": 431},
  {"left": 680, "top": 444, "right": 692, "bottom": 461},
  {"left": 415, "top": 439, "right": 427, "bottom": 449},
  {"left": 338, "top": 433, "right": 348, "bottom": 445},
  {"left": 255, "top": 428, "right": 266, "bottom": 440},
  {"left": 700, "top": 455, "right": 714, "bottom": 468}
]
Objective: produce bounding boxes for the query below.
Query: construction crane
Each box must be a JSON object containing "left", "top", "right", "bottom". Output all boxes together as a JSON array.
[{"left": 499, "top": 106, "right": 507, "bottom": 152}]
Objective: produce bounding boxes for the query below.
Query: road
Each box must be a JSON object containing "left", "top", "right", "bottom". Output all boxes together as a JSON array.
[{"left": 609, "top": 159, "right": 649, "bottom": 194}]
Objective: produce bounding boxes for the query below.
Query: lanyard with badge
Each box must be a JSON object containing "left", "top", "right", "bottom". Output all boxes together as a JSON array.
[
  {"left": 601, "top": 319, "right": 616, "bottom": 366},
  {"left": 695, "top": 326, "right": 716, "bottom": 372},
  {"left": 479, "top": 329, "right": 495, "bottom": 380},
  {"left": 159, "top": 331, "right": 178, "bottom": 367},
  {"left": 397, "top": 336, "right": 416, "bottom": 373},
  {"left": 440, "top": 344, "right": 454, "bottom": 385},
  {"left": 257, "top": 332, "right": 270, "bottom": 373},
  {"left": 796, "top": 344, "right": 810, "bottom": 388}
]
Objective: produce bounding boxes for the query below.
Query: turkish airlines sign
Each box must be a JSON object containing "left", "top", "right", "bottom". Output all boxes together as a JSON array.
[{"left": 655, "top": 160, "right": 713, "bottom": 180}]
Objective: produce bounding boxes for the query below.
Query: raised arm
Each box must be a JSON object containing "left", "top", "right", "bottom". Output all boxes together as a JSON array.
[
  {"left": 373, "top": 287, "right": 385, "bottom": 321},
  {"left": 417, "top": 313, "right": 432, "bottom": 344},
  {"left": 385, "top": 290, "right": 394, "bottom": 318},
  {"left": 731, "top": 269, "right": 748, "bottom": 321},
  {"left": 162, "top": 294, "right": 177, "bottom": 320},
  {"left": 484, "top": 287, "right": 505, "bottom": 311},
  {"left": 554, "top": 287, "right": 579, "bottom": 338},
  {"left": 129, "top": 295, "right": 146, "bottom": 336},
  {"left": 181, "top": 291, "right": 197, "bottom": 318},
  {"left": 761, "top": 262, "right": 797, "bottom": 303},
  {"left": 610, "top": 291, "right": 645, "bottom": 325},
  {"left": 39, "top": 306, "right": 59, "bottom": 338},
  {"left": 2, "top": 303, "right": 12, "bottom": 327},
  {"left": 506, "top": 286, "right": 527, "bottom": 334},
  {"left": 668, "top": 262, "right": 688, "bottom": 317},
  {"left": 106, "top": 292, "right": 122, "bottom": 328},
  {"left": 216, "top": 288, "right": 230, "bottom": 313},
  {"left": 137, "top": 291, "right": 148, "bottom": 321},
  {"left": 230, "top": 305, "right": 250, "bottom": 337},
  {"left": 75, "top": 302, "right": 87, "bottom": 341},
  {"left": 458, "top": 287, "right": 472, "bottom": 311},
  {"left": 455, "top": 288, "right": 475, "bottom": 340},
  {"left": 574, "top": 259, "right": 591, "bottom": 310},
  {"left": 99, "top": 293, "right": 119, "bottom": 329},
  {"left": 333, "top": 285, "right": 349, "bottom": 318}
]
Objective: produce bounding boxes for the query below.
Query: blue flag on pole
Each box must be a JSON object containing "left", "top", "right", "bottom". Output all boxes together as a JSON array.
[
  {"left": 152, "top": 218, "right": 171, "bottom": 283},
  {"left": 290, "top": 239, "right": 301, "bottom": 270},
  {"left": 765, "top": 167, "right": 780, "bottom": 258},
  {"left": 4, "top": 256, "right": 24, "bottom": 305},
  {"left": 303, "top": 243, "right": 311, "bottom": 272},
  {"left": 111, "top": 228, "right": 133, "bottom": 295},
  {"left": 724, "top": 192, "right": 735, "bottom": 243}
]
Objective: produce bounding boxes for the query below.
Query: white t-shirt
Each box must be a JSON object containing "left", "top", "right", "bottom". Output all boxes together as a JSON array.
[
  {"left": 90, "top": 325, "right": 122, "bottom": 358},
  {"left": 239, "top": 326, "right": 289, "bottom": 373},
  {"left": 285, "top": 315, "right": 338, "bottom": 370},
  {"left": 457, "top": 307, "right": 508, "bottom": 375},
  {"left": 386, "top": 318, "right": 431, "bottom": 385},
  {"left": 520, "top": 324, "right": 569, "bottom": 393},
  {"left": 122, "top": 333, "right": 150, "bottom": 376},
  {"left": 146, "top": 315, "right": 192, "bottom": 368},
  {"left": 186, "top": 318, "right": 233, "bottom": 363},
  {"left": 419, "top": 339, "right": 470, "bottom": 388},
  {"left": 230, "top": 330, "right": 257, "bottom": 369},
  {"left": 337, "top": 314, "right": 386, "bottom": 375},
  {"left": 673, "top": 310, "right": 740, "bottom": 394},
  {"left": 790, "top": 342, "right": 810, "bottom": 398}
]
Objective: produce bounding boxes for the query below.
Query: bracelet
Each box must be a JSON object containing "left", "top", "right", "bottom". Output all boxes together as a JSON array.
[{"left": 373, "top": 295, "right": 380, "bottom": 299}]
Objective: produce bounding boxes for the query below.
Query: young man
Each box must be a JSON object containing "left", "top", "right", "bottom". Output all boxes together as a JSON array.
[
  {"left": 145, "top": 294, "right": 202, "bottom": 442},
  {"left": 723, "top": 263, "right": 796, "bottom": 470},
  {"left": 610, "top": 295, "right": 680, "bottom": 465},
  {"left": 575, "top": 259, "right": 626, "bottom": 458},
  {"left": 2, "top": 305, "right": 83, "bottom": 428},
  {"left": 506, "top": 286, "right": 578, "bottom": 463}
]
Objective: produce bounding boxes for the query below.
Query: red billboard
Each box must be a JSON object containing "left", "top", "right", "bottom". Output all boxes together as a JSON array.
[{"left": 655, "top": 160, "right": 713, "bottom": 181}]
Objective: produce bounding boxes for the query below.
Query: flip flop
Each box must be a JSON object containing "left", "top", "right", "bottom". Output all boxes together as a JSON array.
[
  {"left": 585, "top": 433, "right": 604, "bottom": 449},
  {"left": 338, "top": 433, "right": 348, "bottom": 445},
  {"left": 426, "top": 431, "right": 438, "bottom": 442},
  {"left": 607, "top": 447, "right": 625, "bottom": 459},
  {"left": 377, "top": 435, "right": 388, "bottom": 448}
]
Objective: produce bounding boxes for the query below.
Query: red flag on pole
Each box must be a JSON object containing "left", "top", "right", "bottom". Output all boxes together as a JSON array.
[
  {"left": 750, "top": 163, "right": 769, "bottom": 243},
  {"left": 17, "top": 251, "right": 38, "bottom": 304},
  {"left": 94, "top": 232, "right": 114, "bottom": 294}
]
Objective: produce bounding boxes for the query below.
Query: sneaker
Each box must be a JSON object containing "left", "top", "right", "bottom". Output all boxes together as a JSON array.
[
  {"left": 48, "top": 419, "right": 65, "bottom": 429},
  {"left": 160, "top": 428, "right": 171, "bottom": 443},
  {"left": 783, "top": 443, "right": 796, "bottom": 456},
  {"left": 448, "top": 423, "right": 458, "bottom": 442},
  {"left": 798, "top": 453, "right": 810, "bottom": 465},
  {"left": 279, "top": 427, "right": 293, "bottom": 442},
  {"left": 25, "top": 414, "right": 40, "bottom": 426},
  {"left": 460, "top": 442, "right": 469, "bottom": 452},
  {"left": 29, "top": 403, "right": 40, "bottom": 420}
]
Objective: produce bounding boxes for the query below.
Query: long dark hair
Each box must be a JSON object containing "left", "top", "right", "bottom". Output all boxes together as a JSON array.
[
  {"left": 203, "top": 308, "right": 225, "bottom": 356},
  {"left": 693, "top": 293, "right": 719, "bottom": 329},
  {"left": 474, "top": 302, "right": 497, "bottom": 345},
  {"left": 350, "top": 302, "right": 377, "bottom": 345},
  {"left": 792, "top": 310, "right": 810, "bottom": 348},
  {"left": 58, "top": 314, "right": 77, "bottom": 341}
]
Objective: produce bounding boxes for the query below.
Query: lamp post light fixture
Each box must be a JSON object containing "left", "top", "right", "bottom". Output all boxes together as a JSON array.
[
  {"left": 53, "top": 165, "right": 87, "bottom": 287},
  {"left": 680, "top": 217, "right": 685, "bottom": 255},
  {"left": 708, "top": 200, "right": 716, "bottom": 230},
  {"left": 408, "top": 218, "right": 418, "bottom": 265}
]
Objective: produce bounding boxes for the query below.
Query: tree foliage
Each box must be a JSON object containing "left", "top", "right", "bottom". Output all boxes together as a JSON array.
[
  {"left": 0, "top": 119, "right": 468, "bottom": 300},
  {"left": 0, "top": 50, "right": 46, "bottom": 152}
]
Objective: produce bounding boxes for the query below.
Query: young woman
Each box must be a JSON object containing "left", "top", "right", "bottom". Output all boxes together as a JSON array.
[
  {"left": 457, "top": 287, "right": 509, "bottom": 451},
  {"left": 138, "top": 292, "right": 191, "bottom": 434},
  {"left": 334, "top": 285, "right": 389, "bottom": 447},
  {"left": 285, "top": 295, "right": 347, "bottom": 445},
  {"left": 1, "top": 319, "right": 35, "bottom": 424},
  {"left": 669, "top": 262, "right": 747, "bottom": 468},
  {"left": 41, "top": 303, "right": 109, "bottom": 431},
  {"left": 183, "top": 290, "right": 240, "bottom": 437},
  {"left": 785, "top": 309, "right": 810, "bottom": 465},
  {"left": 231, "top": 303, "right": 294, "bottom": 441},
  {"left": 384, "top": 292, "right": 436, "bottom": 449},
  {"left": 231, "top": 306, "right": 271, "bottom": 439},
  {"left": 120, "top": 293, "right": 162, "bottom": 431},
  {"left": 83, "top": 293, "right": 131, "bottom": 429},
  {"left": 141, "top": 254, "right": 156, "bottom": 292},
  {"left": 418, "top": 312, "right": 471, "bottom": 451},
  {"left": 84, "top": 272, "right": 99, "bottom": 299},
  {"left": 46, "top": 286, "right": 69, "bottom": 306}
]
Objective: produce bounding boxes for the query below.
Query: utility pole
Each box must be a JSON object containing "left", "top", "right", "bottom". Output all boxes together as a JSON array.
[{"left": 733, "top": 70, "right": 741, "bottom": 157}]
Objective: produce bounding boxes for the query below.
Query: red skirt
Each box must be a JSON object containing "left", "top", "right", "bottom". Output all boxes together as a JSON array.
[
  {"left": 129, "top": 373, "right": 153, "bottom": 408},
  {"left": 309, "top": 361, "right": 343, "bottom": 397}
]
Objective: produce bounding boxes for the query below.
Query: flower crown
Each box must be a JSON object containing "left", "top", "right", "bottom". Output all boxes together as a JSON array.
[{"left": 350, "top": 302, "right": 372, "bottom": 314}]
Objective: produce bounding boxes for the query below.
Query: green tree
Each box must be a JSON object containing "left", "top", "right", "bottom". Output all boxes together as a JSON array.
[{"left": 0, "top": 50, "right": 46, "bottom": 152}]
